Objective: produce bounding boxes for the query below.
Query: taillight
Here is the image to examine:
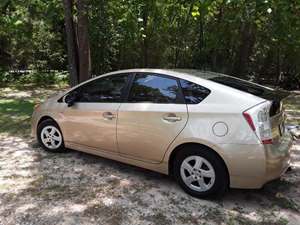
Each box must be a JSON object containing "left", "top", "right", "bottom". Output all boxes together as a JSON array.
[
  {"left": 243, "top": 101, "right": 273, "bottom": 145},
  {"left": 242, "top": 112, "right": 256, "bottom": 131}
]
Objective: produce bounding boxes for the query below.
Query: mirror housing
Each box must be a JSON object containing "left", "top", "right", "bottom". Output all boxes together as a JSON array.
[{"left": 65, "top": 91, "right": 79, "bottom": 107}]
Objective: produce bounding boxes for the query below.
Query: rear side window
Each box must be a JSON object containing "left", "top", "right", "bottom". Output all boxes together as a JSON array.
[
  {"left": 128, "top": 73, "right": 182, "bottom": 104},
  {"left": 180, "top": 79, "right": 210, "bottom": 104}
]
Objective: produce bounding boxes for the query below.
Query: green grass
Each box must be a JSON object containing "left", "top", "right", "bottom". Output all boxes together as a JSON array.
[
  {"left": 0, "top": 98, "right": 35, "bottom": 137},
  {"left": 0, "top": 84, "right": 68, "bottom": 137}
]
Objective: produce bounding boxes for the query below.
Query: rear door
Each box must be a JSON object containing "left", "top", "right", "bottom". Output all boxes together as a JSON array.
[{"left": 117, "top": 73, "right": 188, "bottom": 163}]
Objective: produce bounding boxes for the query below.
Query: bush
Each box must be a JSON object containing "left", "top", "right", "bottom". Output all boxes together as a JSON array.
[{"left": 0, "top": 70, "right": 69, "bottom": 87}]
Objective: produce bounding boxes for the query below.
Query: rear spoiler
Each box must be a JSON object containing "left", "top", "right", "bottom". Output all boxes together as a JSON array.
[{"left": 269, "top": 90, "right": 290, "bottom": 117}]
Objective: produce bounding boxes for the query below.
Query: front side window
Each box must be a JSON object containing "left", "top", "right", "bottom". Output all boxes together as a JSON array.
[
  {"left": 71, "top": 74, "right": 129, "bottom": 103},
  {"left": 129, "top": 73, "right": 182, "bottom": 104},
  {"left": 180, "top": 79, "right": 210, "bottom": 104}
]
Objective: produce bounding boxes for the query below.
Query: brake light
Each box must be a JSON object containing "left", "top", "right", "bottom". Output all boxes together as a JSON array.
[
  {"left": 243, "top": 101, "right": 273, "bottom": 145},
  {"left": 262, "top": 139, "right": 273, "bottom": 144},
  {"left": 243, "top": 112, "right": 255, "bottom": 131}
]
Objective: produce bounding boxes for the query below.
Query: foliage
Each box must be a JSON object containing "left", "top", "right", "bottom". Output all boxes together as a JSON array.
[
  {"left": 0, "top": 0, "right": 66, "bottom": 70},
  {"left": 0, "top": 70, "right": 68, "bottom": 87},
  {"left": 1, "top": 0, "right": 300, "bottom": 89}
]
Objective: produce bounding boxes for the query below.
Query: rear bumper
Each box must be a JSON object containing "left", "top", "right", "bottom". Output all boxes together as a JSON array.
[
  {"left": 263, "top": 132, "right": 293, "bottom": 184},
  {"left": 223, "top": 132, "right": 293, "bottom": 189}
]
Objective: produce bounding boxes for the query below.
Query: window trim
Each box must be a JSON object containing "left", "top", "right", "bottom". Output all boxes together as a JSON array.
[{"left": 125, "top": 72, "right": 185, "bottom": 104}]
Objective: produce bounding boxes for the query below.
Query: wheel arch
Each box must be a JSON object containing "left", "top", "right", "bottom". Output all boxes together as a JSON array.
[
  {"left": 168, "top": 142, "right": 230, "bottom": 186},
  {"left": 37, "top": 115, "right": 58, "bottom": 126}
]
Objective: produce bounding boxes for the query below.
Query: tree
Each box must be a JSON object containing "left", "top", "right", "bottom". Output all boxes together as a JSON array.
[
  {"left": 1, "top": 0, "right": 300, "bottom": 89},
  {"left": 62, "top": 0, "right": 78, "bottom": 86},
  {"left": 62, "top": 0, "right": 91, "bottom": 86},
  {"left": 76, "top": 0, "right": 91, "bottom": 83}
]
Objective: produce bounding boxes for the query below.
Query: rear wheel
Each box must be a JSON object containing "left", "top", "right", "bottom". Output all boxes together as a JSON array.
[
  {"left": 173, "top": 146, "right": 228, "bottom": 198},
  {"left": 37, "top": 119, "right": 65, "bottom": 152}
]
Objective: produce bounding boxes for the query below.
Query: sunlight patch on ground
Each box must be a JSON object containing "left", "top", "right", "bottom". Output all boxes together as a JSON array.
[
  {"left": 0, "top": 135, "right": 40, "bottom": 194},
  {"left": 0, "top": 87, "right": 300, "bottom": 224},
  {"left": 0, "top": 135, "right": 299, "bottom": 224}
]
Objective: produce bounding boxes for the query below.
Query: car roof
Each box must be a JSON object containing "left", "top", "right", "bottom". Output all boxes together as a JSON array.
[
  {"left": 106, "top": 69, "right": 287, "bottom": 101},
  {"left": 61, "top": 68, "right": 267, "bottom": 110},
  {"left": 104, "top": 68, "right": 215, "bottom": 83},
  {"left": 105, "top": 68, "right": 240, "bottom": 83}
]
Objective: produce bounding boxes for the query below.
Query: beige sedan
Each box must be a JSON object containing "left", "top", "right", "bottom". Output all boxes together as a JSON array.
[{"left": 31, "top": 69, "right": 293, "bottom": 198}]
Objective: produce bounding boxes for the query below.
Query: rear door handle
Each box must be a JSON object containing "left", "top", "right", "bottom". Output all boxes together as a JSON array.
[
  {"left": 103, "top": 112, "right": 116, "bottom": 120},
  {"left": 163, "top": 113, "right": 182, "bottom": 122}
]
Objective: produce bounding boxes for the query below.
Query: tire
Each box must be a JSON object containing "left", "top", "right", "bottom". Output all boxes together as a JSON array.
[
  {"left": 37, "top": 119, "right": 66, "bottom": 153},
  {"left": 173, "top": 145, "right": 228, "bottom": 199}
]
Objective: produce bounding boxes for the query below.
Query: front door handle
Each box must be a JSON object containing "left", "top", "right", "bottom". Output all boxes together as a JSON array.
[
  {"left": 103, "top": 112, "right": 116, "bottom": 120},
  {"left": 163, "top": 113, "right": 182, "bottom": 122}
]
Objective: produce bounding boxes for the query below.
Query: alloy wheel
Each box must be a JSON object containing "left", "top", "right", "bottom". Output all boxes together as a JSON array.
[
  {"left": 180, "top": 155, "right": 216, "bottom": 192},
  {"left": 40, "top": 125, "right": 62, "bottom": 150}
]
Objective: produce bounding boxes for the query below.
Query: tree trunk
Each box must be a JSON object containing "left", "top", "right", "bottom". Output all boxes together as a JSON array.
[
  {"left": 62, "top": 0, "right": 78, "bottom": 87},
  {"left": 193, "top": 6, "right": 205, "bottom": 69},
  {"left": 232, "top": 23, "right": 256, "bottom": 77},
  {"left": 142, "top": 4, "right": 149, "bottom": 67},
  {"left": 76, "top": 0, "right": 91, "bottom": 83},
  {"left": 276, "top": 46, "right": 281, "bottom": 85}
]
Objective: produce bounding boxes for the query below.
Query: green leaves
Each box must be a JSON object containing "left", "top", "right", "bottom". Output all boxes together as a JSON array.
[{"left": 0, "top": 0, "right": 299, "bottom": 89}]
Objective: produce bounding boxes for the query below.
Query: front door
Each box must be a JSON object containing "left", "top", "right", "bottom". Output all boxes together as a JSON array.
[
  {"left": 61, "top": 73, "right": 130, "bottom": 152},
  {"left": 117, "top": 73, "right": 188, "bottom": 162}
]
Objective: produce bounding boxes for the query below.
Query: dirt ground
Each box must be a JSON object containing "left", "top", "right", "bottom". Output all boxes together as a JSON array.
[{"left": 0, "top": 87, "right": 300, "bottom": 225}]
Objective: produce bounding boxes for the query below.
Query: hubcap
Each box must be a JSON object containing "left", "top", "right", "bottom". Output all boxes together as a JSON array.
[
  {"left": 180, "top": 155, "right": 215, "bottom": 192},
  {"left": 40, "top": 126, "right": 62, "bottom": 150}
]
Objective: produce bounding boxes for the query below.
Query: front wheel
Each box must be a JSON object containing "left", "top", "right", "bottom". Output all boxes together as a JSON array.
[
  {"left": 37, "top": 119, "right": 66, "bottom": 152},
  {"left": 173, "top": 146, "right": 228, "bottom": 198}
]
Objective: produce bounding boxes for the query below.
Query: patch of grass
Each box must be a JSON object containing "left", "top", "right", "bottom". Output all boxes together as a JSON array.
[
  {"left": 142, "top": 212, "right": 172, "bottom": 225},
  {"left": 283, "top": 93, "right": 300, "bottom": 125},
  {"left": 0, "top": 84, "right": 68, "bottom": 137},
  {"left": 84, "top": 203, "right": 124, "bottom": 225},
  {"left": 272, "top": 196, "right": 300, "bottom": 212},
  {"left": 0, "top": 98, "right": 34, "bottom": 137},
  {"left": 226, "top": 213, "right": 289, "bottom": 225},
  {"left": 262, "top": 179, "right": 300, "bottom": 212},
  {"left": 276, "top": 217, "right": 289, "bottom": 225},
  {"left": 227, "top": 213, "right": 255, "bottom": 225},
  {"left": 203, "top": 207, "right": 225, "bottom": 224},
  {"left": 28, "top": 185, "right": 80, "bottom": 201}
]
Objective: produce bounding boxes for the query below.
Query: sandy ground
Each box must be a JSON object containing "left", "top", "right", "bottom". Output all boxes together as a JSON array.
[{"left": 0, "top": 87, "right": 300, "bottom": 225}]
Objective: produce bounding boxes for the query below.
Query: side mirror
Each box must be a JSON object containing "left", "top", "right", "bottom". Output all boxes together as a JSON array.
[{"left": 65, "top": 91, "right": 79, "bottom": 107}]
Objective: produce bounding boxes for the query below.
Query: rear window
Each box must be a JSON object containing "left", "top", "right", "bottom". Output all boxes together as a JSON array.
[
  {"left": 209, "top": 76, "right": 268, "bottom": 96},
  {"left": 208, "top": 76, "right": 289, "bottom": 102},
  {"left": 179, "top": 79, "right": 210, "bottom": 104},
  {"left": 174, "top": 69, "right": 289, "bottom": 102}
]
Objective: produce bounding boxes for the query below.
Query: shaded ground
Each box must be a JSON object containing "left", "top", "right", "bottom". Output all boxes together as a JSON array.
[{"left": 0, "top": 86, "right": 300, "bottom": 225}]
